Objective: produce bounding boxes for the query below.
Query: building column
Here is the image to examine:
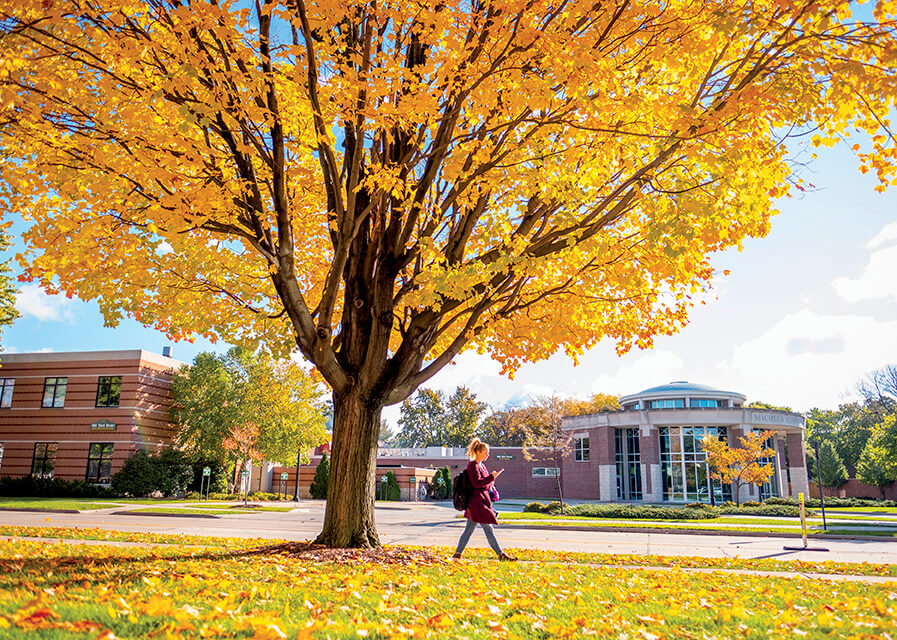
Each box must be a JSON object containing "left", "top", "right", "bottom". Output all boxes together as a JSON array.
[
  {"left": 595, "top": 425, "right": 615, "bottom": 502},
  {"left": 786, "top": 431, "right": 809, "bottom": 498},
  {"left": 640, "top": 423, "right": 661, "bottom": 502}
]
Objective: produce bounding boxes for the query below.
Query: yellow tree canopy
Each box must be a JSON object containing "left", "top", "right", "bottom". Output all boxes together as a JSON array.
[
  {"left": 2, "top": 0, "right": 895, "bottom": 546},
  {"left": 2, "top": 0, "right": 895, "bottom": 403}
]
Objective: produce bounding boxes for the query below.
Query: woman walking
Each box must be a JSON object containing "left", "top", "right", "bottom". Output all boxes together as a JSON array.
[{"left": 454, "top": 437, "right": 516, "bottom": 561}]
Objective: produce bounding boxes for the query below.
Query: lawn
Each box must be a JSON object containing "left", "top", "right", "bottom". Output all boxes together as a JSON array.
[
  {"left": 0, "top": 537, "right": 894, "bottom": 639},
  {"left": 132, "top": 506, "right": 297, "bottom": 515},
  {"left": 497, "top": 511, "right": 897, "bottom": 536},
  {"left": 0, "top": 498, "right": 299, "bottom": 512}
]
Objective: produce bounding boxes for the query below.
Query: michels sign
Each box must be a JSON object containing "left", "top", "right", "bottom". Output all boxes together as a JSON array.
[{"left": 90, "top": 420, "right": 117, "bottom": 431}]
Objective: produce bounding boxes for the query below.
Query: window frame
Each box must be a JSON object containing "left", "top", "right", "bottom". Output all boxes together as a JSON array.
[
  {"left": 95, "top": 376, "right": 122, "bottom": 408},
  {"left": 531, "top": 467, "right": 560, "bottom": 478},
  {"left": 0, "top": 378, "right": 14, "bottom": 408},
  {"left": 85, "top": 443, "right": 115, "bottom": 484},
  {"left": 41, "top": 377, "right": 67, "bottom": 408},
  {"left": 31, "top": 442, "right": 58, "bottom": 478},
  {"left": 573, "top": 436, "right": 590, "bottom": 462}
]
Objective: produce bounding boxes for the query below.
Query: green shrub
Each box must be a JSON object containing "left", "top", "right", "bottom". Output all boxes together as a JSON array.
[
  {"left": 563, "top": 504, "right": 720, "bottom": 520},
  {"left": 742, "top": 500, "right": 762, "bottom": 508},
  {"left": 309, "top": 453, "right": 330, "bottom": 499},
  {"left": 154, "top": 448, "right": 194, "bottom": 497},
  {"left": 248, "top": 491, "right": 277, "bottom": 501},
  {"left": 185, "top": 491, "right": 201, "bottom": 500},
  {"left": 207, "top": 492, "right": 238, "bottom": 501},
  {"left": 0, "top": 475, "right": 112, "bottom": 498},
  {"left": 719, "top": 504, "right": 808, "bottom": 518},
  {"left": 384, "top": 471, "right": 401, "bottom": 501},
  {"left": 109, "top": 448, "right": 195, "bottom": 498},
  {"left": 188, "top": 460, "right": 228, "bottom": 494},
  {"left": 523, "top": 502, "right": 549, "bottom": 513},
  {"left": 110, "top": 451, "right": 160, "bottom": 497}
]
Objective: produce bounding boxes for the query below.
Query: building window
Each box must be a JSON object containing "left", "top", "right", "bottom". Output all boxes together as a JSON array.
[
  {"left": 85, "top": 443, "right": 114, "bottom": 484},
  {"left": 659, "top": 426, "right": 731, "bottom": 503},
  {"left": 648, "top": 399, "right": 685, "bottom": 409},
  {"left": 0, "top": 443, "right": 4, "bottom": 469},
  {"left": 42, "top": 377, "right": 67, "bottom": 408},
  {"left": 95, "top": 376, "right": 122, "bottom": 408},
  {"left": 754, "top": 429, "right": 780, "bottom": 500},
  {"left": 0, "top": 378, "right": 13, "bottom": 408},
  {"left": 623, "top": 402, "right": 640, "bottom": 411},
  {"left": 574, "top": 437, "right": 590, "bottom": 462},
  {"left": 532, "top": 467, "right": 560, "bottom": 478},
  {"left": 690, "top": 398, "right": 722, "bottom": 408},
  {"left": 31, "top": 442, "right": 58, "bottom": 478},
  {"left": 615, "top": 428, "right": 642, "bottom": 500}
]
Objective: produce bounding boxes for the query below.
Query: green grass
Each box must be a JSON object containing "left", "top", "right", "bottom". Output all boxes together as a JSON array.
[
  {"left": 132, "top": 506, "right": 296, "bottom": 515},
  {"left": 496, "top": 513, "right": 897, "bottom": 536},
  {"left": 0, "top": 538, "right": 894, "bottom": 639}
]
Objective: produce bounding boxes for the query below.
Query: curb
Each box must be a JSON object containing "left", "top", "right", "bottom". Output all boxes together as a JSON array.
[
  {"left": 112, "top": 511, "right": 220, "bottom": 519},
  {"left": 499, "top": 522, "right": 897, "bottom": 542},
  {"left": 0, "top": 507, "right": 80, "bottom": 514}
]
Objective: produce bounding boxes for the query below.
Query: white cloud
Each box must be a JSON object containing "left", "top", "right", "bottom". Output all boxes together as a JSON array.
[
  {"left": 588, "top": 350, "right": 685, "bottom": 397},
  {"left": 868, "top": 221, "right": 897, "bottom": 248},
  {"left": 722, "top": 309, "right": 897, "bottom": 410},
  {"left": 832, "top": 244, "right": 897, "bottom": 303},
  {"left": 15, "top": 284, "right": 75, "bottom": 322}
]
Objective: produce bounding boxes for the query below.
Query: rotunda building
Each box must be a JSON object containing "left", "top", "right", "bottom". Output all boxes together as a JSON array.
[{"left": 561, "top": 381, "right": 808, "bottom": 504}]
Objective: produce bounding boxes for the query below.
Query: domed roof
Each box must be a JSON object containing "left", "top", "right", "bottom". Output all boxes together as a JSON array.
[{"left": 620, "top": 381, "right": 746, "bottom": 404}]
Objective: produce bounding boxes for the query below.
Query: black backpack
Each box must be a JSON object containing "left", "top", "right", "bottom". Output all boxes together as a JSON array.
[{"left": 452, "top": 469, "right": 473, "bottom": 511}]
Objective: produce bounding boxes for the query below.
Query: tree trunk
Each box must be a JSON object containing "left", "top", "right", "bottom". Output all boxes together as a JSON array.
[{"left": 315, "top": 387, "right": 382, "bottom": 548}]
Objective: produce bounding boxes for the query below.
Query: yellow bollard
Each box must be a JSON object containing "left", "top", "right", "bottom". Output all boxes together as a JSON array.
[{"left": 798, "top": 492, "right": 807, "bottom": 547}]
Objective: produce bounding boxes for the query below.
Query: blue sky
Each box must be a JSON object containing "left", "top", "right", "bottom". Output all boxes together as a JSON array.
[{"left": 5, "top": 138, "right": 896, "bottom": 421}]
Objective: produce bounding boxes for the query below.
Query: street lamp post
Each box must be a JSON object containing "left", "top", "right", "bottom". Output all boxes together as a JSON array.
[{"left": 292, "top": 448, "right": 302, "bottom": 502}]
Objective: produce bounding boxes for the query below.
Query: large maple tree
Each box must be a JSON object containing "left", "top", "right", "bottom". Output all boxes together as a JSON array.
[{"left": 1, "top": 0, "right": 895, "bottom": 546}]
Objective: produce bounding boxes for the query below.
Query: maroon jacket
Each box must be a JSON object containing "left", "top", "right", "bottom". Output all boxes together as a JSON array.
[{"left": 464, "top": 460, "right": 498, "bottom": 525}]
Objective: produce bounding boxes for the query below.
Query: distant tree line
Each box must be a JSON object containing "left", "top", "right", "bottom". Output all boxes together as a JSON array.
[
  {"left": 380, "top": 386, "right": 620, "bottom": 449},
  {"left": 803, "top": 365, "right": 897, "bottom": 498}
]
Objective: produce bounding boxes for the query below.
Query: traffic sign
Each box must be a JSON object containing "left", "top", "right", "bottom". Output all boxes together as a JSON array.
[
  {"left": 280, "top": 472, "right": 289, "bottom": 480},
  {"left": 202, "top": 467, "right": 211, "bottom": 477},
  {"left": 241, "top": 470, "right": 249, "bottom": 478}
]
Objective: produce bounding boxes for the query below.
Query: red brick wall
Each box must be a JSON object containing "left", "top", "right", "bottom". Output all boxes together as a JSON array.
[
  {"left": 0, "top": 351, "right": 181, "bottom": 482},
  {"left": 808, "top": 479, "right": 897, "bottom": 500}
]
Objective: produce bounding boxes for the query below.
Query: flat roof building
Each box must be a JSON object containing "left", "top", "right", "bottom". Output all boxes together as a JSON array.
[
  {"left": 0, "top": 350, "right": 184, "bottom": 485},
  {"left": 562, "top": 381, "right": 808, "bottom": 503}
]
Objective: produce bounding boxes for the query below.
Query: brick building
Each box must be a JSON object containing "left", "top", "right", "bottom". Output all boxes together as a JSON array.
[
  {"left": 561, "top": 381, "right": 809, "bottom": 503},
  {"left": 0, "top": 350, "right": 184, "bottom": 485},
  {"left": 285, "top": 382, "right": 809, "bottom": 504}
]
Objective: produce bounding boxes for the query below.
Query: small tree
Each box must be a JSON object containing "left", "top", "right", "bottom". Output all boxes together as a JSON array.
[
  {"left": 522, "top": 396, "right": 571, "bottom": 508},
  {"left": 817, "top": 439, "right": 849, "bottom": 490},
  {"left": 433, "top": 466, "right": 452, "bottom": 500},
  {"left": 222, "top": 423, "right": 265, "bottom": 502},
  {"left": 309, "top": 453, "right": 330, "bottom": 500},
  {"left": 856, "top": 440, "right": 897, "bottom": 500},
  {"left": 384, "top": 471, "right": 401, "bottom": 502},
  {"left": 701, "top": 430, "right": 776, "bottom": 506}
]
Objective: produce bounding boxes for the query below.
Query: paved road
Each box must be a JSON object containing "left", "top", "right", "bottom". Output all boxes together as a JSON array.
[{"left": 2, "top": 501, "right": 896, "bottom": 565}]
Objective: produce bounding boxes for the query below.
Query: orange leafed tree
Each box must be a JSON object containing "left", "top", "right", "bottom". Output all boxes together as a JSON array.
[
  {"left": 701, "top": 430, "right": 777, "bottom": 506},
  {"left": 1, "top": 0, "right": 896, "bottom": 546}
]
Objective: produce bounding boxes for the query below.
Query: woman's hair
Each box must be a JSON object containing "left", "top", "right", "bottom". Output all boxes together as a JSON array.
[{"left": 466, "top": 437, "right": 488, "bottom": 459}]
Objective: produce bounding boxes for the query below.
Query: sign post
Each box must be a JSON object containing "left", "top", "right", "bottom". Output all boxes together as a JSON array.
[
  {"left": 241, "top": 469, "right": 250, "bottom": 506},
  {"left": 279, "top": 472, "right": 289, "bottom": 500},
  {"left": 409, "top": 476, "right": 416, "bottom": 502},
  {"left": 200, "top": 466, "right": 211, "bottom": 501},
  {"left": 380, "top": 475, "right": 388, "bottom": 501}
]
